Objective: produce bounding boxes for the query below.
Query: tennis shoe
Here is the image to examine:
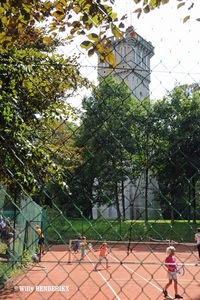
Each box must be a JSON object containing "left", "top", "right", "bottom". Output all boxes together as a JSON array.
[
  {"left": 175, "top": 294, "right": 183, "bottom": 299},
  {"left": 163, "top": 290, "right": 168, "bottom": 297}
]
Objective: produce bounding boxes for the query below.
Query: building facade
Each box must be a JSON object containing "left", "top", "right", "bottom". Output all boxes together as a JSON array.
[{"left": 98, "top": 26, "right": 154, "bottom": 100}]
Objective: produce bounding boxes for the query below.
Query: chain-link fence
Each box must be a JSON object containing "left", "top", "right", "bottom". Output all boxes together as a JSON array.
[{"left": 0, "top": 1, "right": 200, "bottom": 299}]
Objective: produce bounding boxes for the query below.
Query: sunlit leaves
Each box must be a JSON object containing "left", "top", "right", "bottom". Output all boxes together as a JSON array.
[
  {"left": 133, "top": 0, "right": 198, "bottom": 23},
  {"left": 134, "top": 8, "right": 142, "bottom": 18},
  {"left": 80, "top": 27, "right": 122, "bottom": 67},
  {"left": 0, "top": 0, "right": 124, "bottom": 66},
  {"left": 52, "top": 10, "right": 66, "bottom": 21},
  {"left": 0, "top": 46, "right": 93, "bottom": 193},
  {"left": 87, "top": 33, "right": 99, "bottom": 41},
  {"left": 80, "top": 40, "right": 93, "bottom": 50},
  {"left": 143, "top": 5, "right": 150, "bottom": 13},
  {"left": 111, "top": 23, "right": 123, "bottom": 38},
  {"left": 149, "top": 0, "right": 161, "bottom": 9},
  {"left": 88, "top": 48, "right": 95, "bottom": 57},
  {"left": 183, "top": 15, "right": 190, "bottom": 23},
  {"left": 177, "top": 2, "right": 185, "bottom": 9},
  {"left": 43, "top": 36, "right": 53, "bottom": 45},
  {"left": 73, "top": 6, "right": 81, "bottom": 14},
  {"left": 105, "top": 51, "right": 116, "bottom": 67}
]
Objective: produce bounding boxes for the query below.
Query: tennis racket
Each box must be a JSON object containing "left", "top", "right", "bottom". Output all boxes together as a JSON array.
[
  {"left": 177, "top": 266, "right": 185, "bottom": 276},
  {"left": 88, "top": 243, "right": 93, "bottom": 250}
]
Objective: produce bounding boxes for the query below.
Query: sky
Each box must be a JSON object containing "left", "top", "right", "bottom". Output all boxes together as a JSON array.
[
  {"left": 59, "top": 1, "right": 200, "bottom": 108},
  {"left": 120, "top": 0, "right": 200, "bottom": 100}
]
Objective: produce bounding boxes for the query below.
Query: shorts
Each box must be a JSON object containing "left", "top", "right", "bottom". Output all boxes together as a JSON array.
[
  {"left": 81, "top": 248, "right": 85, "bottom": 255},
  {"left": 98, "top": 256, "right": 108, "bottom": 263},
  {"left": 38, "top": 237, "right": 44, "bottom": 245},
  {"left": 167, "top": 271, "right": 177, "bottom": 280},
  {"left": 74, "top": 243, "right": 79, "bottom": 251}
]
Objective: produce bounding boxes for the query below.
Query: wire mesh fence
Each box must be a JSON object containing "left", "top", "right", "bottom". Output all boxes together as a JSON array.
[{"left": 0, "top": 1, "right": 200, "bottom": 299}]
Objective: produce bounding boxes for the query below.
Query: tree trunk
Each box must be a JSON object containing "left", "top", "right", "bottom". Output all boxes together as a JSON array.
[
  {"left": 115, "top": 182, "right": 120, "bottom": 221},
  {"left": 171, "top": 193, "right": 175, "bottom": 224},
  {"left": 188, "top": 184, "right": 191, "bottom": 222},
  {"left": 145, "top": 168, "right": 148, "bottom": 221},
  {"left": 192, "top": 177, "right": 196, "bottom": 223},
  {"left": 121, "top": 179, "right": 125, "bottom": 219},
  {"left": 89, "top": 199, "right": 93, "bottom": 220}
]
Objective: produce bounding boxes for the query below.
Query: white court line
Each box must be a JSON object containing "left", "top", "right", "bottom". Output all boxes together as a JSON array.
[
  {"left": 86, "top": 255, "right": 121, "bottom": 300},
  {"left": 108, "top": 254, "right": 174, "bottom": 299}
]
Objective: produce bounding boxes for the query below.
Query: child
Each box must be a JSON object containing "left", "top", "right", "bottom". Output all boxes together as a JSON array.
[
  {"left": 94, "top": 242, "right": 110, "bottom": 271},
  {"left": 194, "top": 227, "right": 200, "bottom": 260},
  {"left": 31, "top": 252, "right": 40, "bottom": 263},
  {"left": 73, "top": 233, "right": 81, "bottom": 253},
  {"left": 35, "top": 225, "right": 45, "bottom": 255},
  {"left": 80, "top": 236, "right": 87, "bottom": 260},
  {"left": 5, "top": 232, "right": 14, "bottom": 260},
  {"left": 163, "top": 246, "right": 183, "bottom": 299}
]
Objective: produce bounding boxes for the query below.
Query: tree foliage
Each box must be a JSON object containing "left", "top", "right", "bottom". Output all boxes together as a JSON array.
[
  {"left": 0, "top": 41, "right": 91, "bottom": 195},
  {"left": 0, "top": 0, "right": 127, "bottom": 67},
  {"left": 30, "top": 78, "right": 200, "bottom": 223},
  {"left": 0, "top": 0, "right": 198, "bottom": 68},
  {"left": 151, "top": 84, "right": 200, "bottom": 222},
  {"left": 69, "top": 75, "right": 140, "bottom": 219},
  {"left": 0, "top": 1, "right": 99, "bottom": 201},
  {"left": 133, "top": 0, "right": 199, "bottom": 23}
]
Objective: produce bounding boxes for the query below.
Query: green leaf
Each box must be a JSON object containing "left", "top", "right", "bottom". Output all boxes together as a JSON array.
[
  {"left": 106, "top": 51, "right": 116, "bottom": 67},
  {"left": 149, "top": 0, "right": 161, "bottom": 9},
  {"left": 111, "top": 23, "right": 123, "bottom": 39},
  {"left": 43, "top": 36, "right": 52, "bottom": 45},
  {"left": 87, "top": 33, "right": 99, "bottom": 41},
  {"left": 80, "top": 40, "right": 93, "bottom": 50}
]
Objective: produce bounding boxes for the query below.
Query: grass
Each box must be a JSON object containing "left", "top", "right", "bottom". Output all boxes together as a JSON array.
[
  {"left": 0, "top": 243, "right": 33, "bottom": 285},
  {"left": 46, "top": 217, "right": 200, "bottom": 245}
]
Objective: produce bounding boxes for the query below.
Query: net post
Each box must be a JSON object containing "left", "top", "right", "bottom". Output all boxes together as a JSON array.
[{"left": 68, "top": 239, "right": 72, "bottom": 263}]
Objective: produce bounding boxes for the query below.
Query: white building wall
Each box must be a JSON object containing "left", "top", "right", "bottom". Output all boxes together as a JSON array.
[
  {"left": 93, "top": 174, "right": 161, "bottom": 220},
  {"left": 98, "top": 26, "right": 154, "bottom": 101}
]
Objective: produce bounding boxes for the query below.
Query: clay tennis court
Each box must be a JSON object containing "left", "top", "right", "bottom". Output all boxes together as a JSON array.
[{"left": 0, "top": 242, "right": 199, "bottom": 300}]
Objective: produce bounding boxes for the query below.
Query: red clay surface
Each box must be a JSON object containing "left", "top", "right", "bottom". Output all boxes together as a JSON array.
[{"left": 0, "top": 242, "right": 199, "bottom": 300}]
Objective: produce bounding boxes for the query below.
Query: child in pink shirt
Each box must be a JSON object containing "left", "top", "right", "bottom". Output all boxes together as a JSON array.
[{"left": 163, "top": 246, "right": 183, "bottom": 299}]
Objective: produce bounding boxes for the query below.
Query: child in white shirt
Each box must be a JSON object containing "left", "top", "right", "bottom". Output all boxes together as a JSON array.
[{"left": 195, "top": 227, "right": 200, "bottom": 259}]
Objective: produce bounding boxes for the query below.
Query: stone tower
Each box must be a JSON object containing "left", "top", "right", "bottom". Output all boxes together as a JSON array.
[{"left": 98, "top": 26, "right": 154, "bottom": 100}]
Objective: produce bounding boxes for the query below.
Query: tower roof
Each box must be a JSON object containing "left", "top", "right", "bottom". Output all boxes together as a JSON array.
[{"left": 125, "top": 26, "right": 154, "bottom": 57}]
